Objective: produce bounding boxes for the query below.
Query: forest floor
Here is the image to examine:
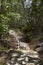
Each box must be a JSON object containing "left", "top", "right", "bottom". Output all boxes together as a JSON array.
[{"left": 0, "top": 30, "right": 42, "bottom": 65}]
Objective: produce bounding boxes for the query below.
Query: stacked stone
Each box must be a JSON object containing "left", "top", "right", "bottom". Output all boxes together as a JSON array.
[
  {"left": 35, "top": 42, "right": 43, "bottom": 63},
  {"left": 5, "top": 50, "right": 40, "bottom": 65}
]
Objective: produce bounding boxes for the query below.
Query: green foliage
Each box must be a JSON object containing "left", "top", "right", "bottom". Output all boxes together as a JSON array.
[
  {"left": 21, "top": 0, "right": 43, "bottom": 41},
  {"left": 0, "top": 0, "right": 43, "bottom": 42},
  {"left": 0, "top": 0, "right": 21, "bottom": 37}
]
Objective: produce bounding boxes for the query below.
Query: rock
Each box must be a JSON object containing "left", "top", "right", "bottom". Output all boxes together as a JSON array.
[
  {"left": 25, "top": 57, "right": 29, "bottom": 62},
  {"left": 35, "top": 42, "right": 43, "bottom": 53},
  {"left": 9, "top": 30, "right": 19, "bottom": 43},
  {"left": 5, "top": 47, "right": 40, "bottom": 65},
  {"left": 6, "top": 62, "right": 10, "bottom": 65},
  {"left": 0, "top": 30, "right": 41, "bottom": 65},
  {"left": 17, "top": 58, "right": 24, "bottom": 61},
  {"left": 38, "top": 42, "right": 43, "bottom": 47},
  {"left": 9, "top": 30, "right": 30, "bottom": 50},
  {"left": 11, "top": 53, "right": 18, "bottom": 57},
  {"left": 15, "top": 63, "right": 20, "bottom": 65},
  {"left": 19, "top": 42, "right": 30, "bottom": 50},
  {"left": 35, "top": 42, "right": 43, "bottom": 61},
  {"left": 5, "top": 49, "right": 40, "bottom": 65},
  {"left": 21, "top": 54, "right": 26, "bottom": 57},
  {"left": 27, "top": 51, "right": 39, "bottom": 59},
  {"left": 11, "top": 57, "right": 15, "bottom": 61},
  {"left": 32, "top": 59, "right": 40, "bottom": 64},
  {"left": 10, "top": 60, "right": 14, "bottom": 64},
  {"left": 26, "top": 63, "right": 35, "bottom": 65},
  {"left": 9, "top": 30, "right": 17, "bottom": 37},
  {"left": 22, "top": 61, "right": 26, "bottom": 65},
  {"left": 36, "top": 47, "right": 43, "bottom": 53}
]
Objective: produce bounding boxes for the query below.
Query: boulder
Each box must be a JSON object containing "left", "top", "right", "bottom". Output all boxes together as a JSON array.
[{"left": 35, "top": 42, "right": 43, "bottom": 61}]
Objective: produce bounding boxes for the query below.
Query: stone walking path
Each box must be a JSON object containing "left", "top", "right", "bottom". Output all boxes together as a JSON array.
[{"left": 0, "top": 30, "right": 41, "bottom": 65}]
